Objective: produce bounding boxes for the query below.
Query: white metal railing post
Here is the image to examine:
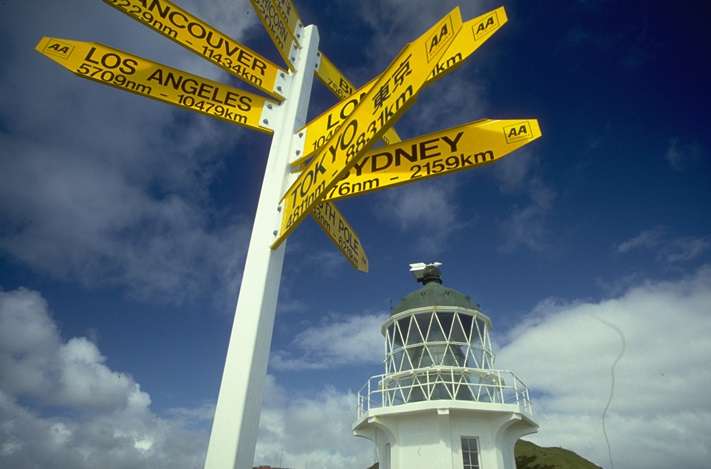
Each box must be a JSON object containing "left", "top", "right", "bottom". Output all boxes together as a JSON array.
[{"left": 203, "top": 24, "right": 320, "bottom": 469}]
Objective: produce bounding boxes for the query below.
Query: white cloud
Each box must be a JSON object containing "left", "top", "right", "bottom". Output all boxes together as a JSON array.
[
  {"left": 616, "top": 227, "right": 709, "bottom": 264},
  {"left": 271, "top": 313, "right": 386, "bottom": 371},
  {"left": 374, "top": 180, "right": 465, "bottom": 256},
  {"left": 0, "top": 0, "right": 254, "bottom": 302},
  {"left": 664, "top": 138, "right": 703, "bottom": 172},
  {"left": 0, "top": 287, "right": 208, "bottom": 468},
  {"left": 255, "top": 375, "right": 374, "bottom": 469},
  {"left": 496, "top": 266, "right": 711, "bottom": 469},
  {"left": 499, "top": 176, "right": 556, "bottom": 252}
]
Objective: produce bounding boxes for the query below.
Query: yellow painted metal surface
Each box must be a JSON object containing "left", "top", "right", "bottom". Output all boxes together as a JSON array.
[
  {"left": 311, "top": 202, "right": 369, "bottom": 272},
  {"left": 323, "top": 118, "right": 541, "bottom": 201},
  {"left": 273, "top": 7, "right": 463, "bottom": 248},
  {"left": 297, "top": 6, "right": 508, "bottom": 165},
  {"left": 36, "top": 36, "right": 273, "bottom": 133},
  {"left": 270, "top": 0, "right": 301, "bottom": 46},
  {"left": 250, "top": 0, "right": 299, "bottom": 70},
  {"left": 315, "top": 56, "right": 401, "bottom": 157},
  {"left": 101, "top": 0, "right": 286, "bottom": 100}
]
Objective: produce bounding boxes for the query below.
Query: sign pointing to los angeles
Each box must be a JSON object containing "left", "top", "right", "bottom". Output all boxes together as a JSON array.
[
  {"left": 273, "top": 7, "right": 464, "bottom": 248},
  {"left": 102, "top": 0, "right": 288, "bottom": 101},
  {"left": 35, "top": 3, "right": 542, "bottom": 467},
  {"left": 36, "top": 37, "right": 274, "bottom": 133}
]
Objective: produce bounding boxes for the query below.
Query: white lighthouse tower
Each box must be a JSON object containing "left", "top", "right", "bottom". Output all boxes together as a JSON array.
[{"left": 354, "top": 263, "right": 537, "bottom": 469}]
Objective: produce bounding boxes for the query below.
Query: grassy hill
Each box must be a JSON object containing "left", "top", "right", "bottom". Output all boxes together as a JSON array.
[
  {"left": 515, "top": 440, "right": 602, "bottom": 469},
  {"left": 365, "top": 440, "right": 601, "bottom": 469}
]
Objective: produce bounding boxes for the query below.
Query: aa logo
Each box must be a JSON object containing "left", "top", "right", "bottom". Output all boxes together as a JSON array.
[
  {"left": 43, "top": 41, "right": 74, "bottom": 59},
  {"left": 504, "top": 122, "right": 531, "bottom": 143},
  {"left": 473, "top": 14, "right": 499, "bottom": 40},
  {"left": 426, "top": 17, "right": 454, "bottom": 62}
]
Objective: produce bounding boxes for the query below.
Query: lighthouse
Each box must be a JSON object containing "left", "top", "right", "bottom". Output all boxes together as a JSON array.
[{"left": 354, "top": 262, "right": 537, "bottom": 469}]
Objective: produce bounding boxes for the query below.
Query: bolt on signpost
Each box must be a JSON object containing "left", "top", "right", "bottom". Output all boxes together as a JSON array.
[{"left": 35, "top": 1, "right": 542, "bottom": 467}]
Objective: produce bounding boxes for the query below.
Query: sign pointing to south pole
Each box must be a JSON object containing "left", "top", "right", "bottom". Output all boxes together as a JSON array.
[
  {"left": 323, "top": 119, "right": 541, "bottom": 201},
  {"left": 272, "top": 7, "right": 464, "bottom": 248},
  {"left": 312, "top": 202, "right": 369, "bottom": 272},
  {"left": 102, "top": 0, "right": 288, "bottom": 101},
  {"left": 295, "top": 6, "right": 508, "bottom": 166},
  {"left": 36, "top": 37, "right": 274, "bottom": 133}
]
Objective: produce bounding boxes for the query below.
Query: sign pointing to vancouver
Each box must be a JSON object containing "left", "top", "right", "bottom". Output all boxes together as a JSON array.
[
  {"left": 102, "top": 0, "right": 288, "bottom": 101},
  {"left": 295, "top": 6, "right": 508, "bottom": 166},
  {"left": 36, "top": 36, "right": 274, "bottom": 133},
  {"left": 323, "top": 119, "right": 541, "bottom": 201},
  {"left": 273, "top": 7, "right": 464, "bottom": 248}
]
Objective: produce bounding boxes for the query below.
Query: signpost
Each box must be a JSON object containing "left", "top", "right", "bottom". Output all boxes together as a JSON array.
[{"left": 35, "top": 2, "right": 541, "bottom": 468}]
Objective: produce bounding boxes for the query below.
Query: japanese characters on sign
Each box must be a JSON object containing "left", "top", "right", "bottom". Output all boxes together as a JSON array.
[
  {"left": 36, "top": 37, "right": 274, "bottom": 133},
  {"left": 296, "top": 6, "right": 508, "bottom": 166},
  {"left": 102, "top": 0, "right": 287, "bottom": 100},
  {"left": 273, "top": 7, "right": 464, "bottom": 248},
  {"left": 323, "top": 119, "right": 542, "bottom": 201},
  {"left": 311, "top": 202, "right": 369, "bottom": 272}
]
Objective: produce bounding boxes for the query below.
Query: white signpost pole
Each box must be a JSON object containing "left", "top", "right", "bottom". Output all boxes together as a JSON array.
[{"left": 204, "top": 24, "right": 320, "bottom": 469}]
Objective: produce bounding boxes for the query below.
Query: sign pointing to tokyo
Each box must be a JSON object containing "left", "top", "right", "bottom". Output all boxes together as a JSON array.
[
  {"left": 273, "top": 7, "right": 464, "bottom": 248},
  {"left": 296, "top": 6, "right": 509, "bottom": 166}
]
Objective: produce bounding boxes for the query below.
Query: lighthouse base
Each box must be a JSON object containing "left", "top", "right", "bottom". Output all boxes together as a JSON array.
[{"left": 353, "top": 402, "right": 537, "bottom": 469}]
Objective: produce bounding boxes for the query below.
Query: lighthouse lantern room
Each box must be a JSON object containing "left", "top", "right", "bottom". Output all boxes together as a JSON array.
[{"left": 353, "top": 263, "right": 538, "bottom": 469}]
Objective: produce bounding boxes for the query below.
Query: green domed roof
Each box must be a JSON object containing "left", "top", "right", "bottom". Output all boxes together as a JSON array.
[{"left": 391, "top": 281, "right": 475, "bottom": 316}]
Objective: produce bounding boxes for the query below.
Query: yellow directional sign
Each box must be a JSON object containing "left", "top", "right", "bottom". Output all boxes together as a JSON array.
[
  {"left": 102, "top": 0, "right": 287, "bottom": 101},
  {"left": 273, "top": 7, "right": 463, "bottom": 248},
  {"left": 36, "top": 37, "right": 274, "bottom": 133},
  {"left": 314, "top": 54, "right": 401, "bottom": 156},
  {"left": 311, "top": 202, "right": 368, "bottom": 272},
  {"left": 271, "top": 0, "right": 302, "bottom": 46},
  {"left": 322, "top": 118, "right": 541, "bottom": 201},
  {"left": 296, "top": 6, "right": 508, "bottom": 166},
  {"left": 250, "top": 0, "right": 299, "bottom": 70}
]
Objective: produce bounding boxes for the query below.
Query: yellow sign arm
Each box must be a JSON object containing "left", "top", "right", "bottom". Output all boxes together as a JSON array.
[
  {"left": 270, "top": 0, "right": 302, "bottom": 47},
  {"left": 315, "top": 53, "right": 402, "bottom": 155},
  {"left": 273, "top": 7, "right": 464, "bottom": 248},
  {"left": 250, "top": 0, "right": 300, "bottom": 71},
  {"left": 296, "top": 6, "right": 508, "bottom": 166},
  {"left": 323, "top": 118, "right": 542, "bottom": 201},
  {"left": 311, "top": 202, "right": 369, "bottom": 272},
  {"left": 36, "top": 36, "right": 274, "bottom": 134},
  {"left": 101, "top": 0, "right": 287, "bottom": 101}
]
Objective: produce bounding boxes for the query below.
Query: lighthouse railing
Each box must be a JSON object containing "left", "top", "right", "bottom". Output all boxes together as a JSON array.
[{"left": 356, "top": 368, "right": 533, "bottom": 419}]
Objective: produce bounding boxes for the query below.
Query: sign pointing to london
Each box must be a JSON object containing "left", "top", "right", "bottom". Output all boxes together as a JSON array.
[
  {"left": 36, "top": 37, "right": 274, "bottom": 133},
  {"left": 102, "top": 0, "right": 288, "bottom": 101},
  {"left": 295, "top": 6, "right": 508, "bottom": 166},
  {"left": 273, "top": 7, "right": 464, "bottom": 248},
  {"left": 323, "top": 119, "right": 542, "bottom": 201}
]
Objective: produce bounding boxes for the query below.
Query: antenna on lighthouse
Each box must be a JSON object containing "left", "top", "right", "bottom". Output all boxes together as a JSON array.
[{"left": 409, "top": 261, "right": 443, "bottom": 285}]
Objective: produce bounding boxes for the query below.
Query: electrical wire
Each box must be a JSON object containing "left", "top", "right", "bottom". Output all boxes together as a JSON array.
[{"left": 589, "top": 314, "right": 626, "bottom": 469}]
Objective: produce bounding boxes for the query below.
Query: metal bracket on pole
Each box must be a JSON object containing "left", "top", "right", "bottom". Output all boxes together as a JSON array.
[{"left": 203, "top": 24, "right": 320, "bottom": 469}]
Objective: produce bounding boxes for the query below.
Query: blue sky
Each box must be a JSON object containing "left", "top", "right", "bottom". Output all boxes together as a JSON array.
[{"left": 1, "top": 0, "right": 710, "bottom": 468}]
